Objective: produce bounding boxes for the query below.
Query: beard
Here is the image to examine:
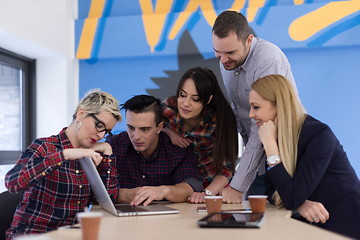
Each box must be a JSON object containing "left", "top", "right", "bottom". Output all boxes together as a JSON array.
[{"left": 222, "top": 60, "right": 239, "bottom": 70}]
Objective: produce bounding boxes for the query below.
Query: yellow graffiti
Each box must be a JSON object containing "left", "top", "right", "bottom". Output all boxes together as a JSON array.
[
  {"left": 228, "top": 0, "right": 246, "bottom": 11},
  {"left": 293, "top": 0, "right": 305, "bottom": 5},
  {"left": 77, "top": 0, "right": 359, "bottom": 57},
  {"left": 139, "top": 0, "right": 173, "bottom": 52},
  {"left": 168, "top": 0, "right": 217, "bottom": 40},
  {"left": 168, "top": 0, "right": 266, "bottom": 40},
  {"left": 246, "top": 0, "right": 267, "bottom": 22},
  {"left": 289, "top": 0, "right": 360, "bottom": 41},
  {"left": 88, "top": 0, "right": 106, "bottom": 17},
  {"left": 76, "top": 0, "right": 106, "bottom": 59}
]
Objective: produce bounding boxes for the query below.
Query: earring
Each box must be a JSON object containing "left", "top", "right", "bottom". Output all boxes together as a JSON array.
[{"left": 76, "top": 120, "right": 82, "bottom": 130}]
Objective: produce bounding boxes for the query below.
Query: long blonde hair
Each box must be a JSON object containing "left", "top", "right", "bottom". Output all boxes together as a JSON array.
[{"left": 251, "top": 75, "right": 307, "bottom": 207}]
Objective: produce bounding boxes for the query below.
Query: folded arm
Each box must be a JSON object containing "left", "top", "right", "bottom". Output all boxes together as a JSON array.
[{"left": 297, "top": 200, "right": 329, "bottom": 224}]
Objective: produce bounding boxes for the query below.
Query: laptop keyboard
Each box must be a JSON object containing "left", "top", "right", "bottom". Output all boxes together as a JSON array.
[{"left": 115, "top": 204, "right": 148, "bottom": 212}]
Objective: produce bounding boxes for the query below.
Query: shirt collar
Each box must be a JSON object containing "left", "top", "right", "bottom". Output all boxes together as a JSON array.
[{"left": 59, "top": 127, "right": 74, "bottom": 149}]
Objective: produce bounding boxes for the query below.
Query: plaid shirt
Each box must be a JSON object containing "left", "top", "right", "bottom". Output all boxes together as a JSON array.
[
  {"left": 107, "top": 131, "right": 202, "bottom": 191},
  {"left": 5, "top": 128, "right": 118, "bottom": 239},
  {"left": 161, "top": 97, "right": 233, "bottom": 183}
]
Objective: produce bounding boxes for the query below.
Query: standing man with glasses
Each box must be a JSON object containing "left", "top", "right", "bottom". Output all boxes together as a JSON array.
[
  {"left": 107, "top": 95, "right": 203, "bottom": 206},
  {"left": 211, "top": 11, "right": 298, "bottom": 203},
  {"left": 5, "top": 90, "right": 122, "bottom": 239}
]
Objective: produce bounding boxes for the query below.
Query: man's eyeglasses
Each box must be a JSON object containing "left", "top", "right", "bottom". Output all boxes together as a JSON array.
[{"left": 88, "top": 113, "right": 113, "bottom": 138}]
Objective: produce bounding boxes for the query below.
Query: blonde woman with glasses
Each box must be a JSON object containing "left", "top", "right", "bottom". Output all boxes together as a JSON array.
[{"left": 5, "top": 90, "right": 121, "bottom": 239}]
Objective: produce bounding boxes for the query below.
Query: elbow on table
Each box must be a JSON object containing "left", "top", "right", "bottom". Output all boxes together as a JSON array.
[
  {"left": 6, "top": 184, "right": 24, "bottom": 193},
  {"left": 281, "top": 198, "right": 305, "bottom": 210},
  {"left": 5, "top": 178, "right": 30, "bottom": 193}
]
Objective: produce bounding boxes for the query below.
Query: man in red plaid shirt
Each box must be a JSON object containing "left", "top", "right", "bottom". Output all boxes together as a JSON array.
[{"left": 107, "top": 95, "right": 203, "bottom": 206}]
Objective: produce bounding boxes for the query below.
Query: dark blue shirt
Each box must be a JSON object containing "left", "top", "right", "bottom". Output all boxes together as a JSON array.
[{"left": 107, "top": 132, "right": 203, "bottom": 192}]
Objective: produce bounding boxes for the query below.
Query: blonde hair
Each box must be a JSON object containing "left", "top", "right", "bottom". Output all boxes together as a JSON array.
[
  {"left": 73, "top": 89, "right": 122, "bottom": 122},
  {"left": 251, "top": 75, "right": 306, "bottom": 207}
]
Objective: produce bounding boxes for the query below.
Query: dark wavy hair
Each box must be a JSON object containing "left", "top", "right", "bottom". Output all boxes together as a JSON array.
[{"left": 176, "top": 67, "right": 238, "bottom": 173}]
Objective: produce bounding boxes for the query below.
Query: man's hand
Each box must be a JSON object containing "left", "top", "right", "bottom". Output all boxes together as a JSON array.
[
  {"left": 297, "top": 200, "right": 329, "bottom": 224},
  {"left": 221, "top": 186, "right": 243, "bottom": 204},
  {"left": 118, "top": 183, "right": 193, "bottom": 205},
  {"left": 130, "top": 186, "right": 170, "bottom": 206}
]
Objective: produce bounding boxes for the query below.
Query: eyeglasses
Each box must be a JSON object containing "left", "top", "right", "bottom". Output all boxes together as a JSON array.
[{"left": 88, "top": 113, "right": 113, "bottom": 138}]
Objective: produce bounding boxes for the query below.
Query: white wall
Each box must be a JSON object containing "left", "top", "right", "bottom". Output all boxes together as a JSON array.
[{"left": 0, "top": 0, "right": 78, "bottom": 138}]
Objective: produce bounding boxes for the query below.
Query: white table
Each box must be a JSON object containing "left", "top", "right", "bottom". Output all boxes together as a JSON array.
[{"left": 43, "top": 201, "right": 349, "bottom": 240}]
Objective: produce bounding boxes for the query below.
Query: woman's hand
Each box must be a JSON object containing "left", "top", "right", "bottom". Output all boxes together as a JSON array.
[
  {"left": 258, "top": 119, "right": 277, "bottom": 146},
  {"left": 91, "top": 142, "right": 113, "bottom": 156},
  {"left": 63, "top": 142, "right": 113, "bottom": 166},
  {"left": 63, "top": 149, "right": 102, "bottom": 166},
  {"left": 258, "top": 119, "right": 280, "bottom": 157},
  {"left": 188, "top": 192, "right": 206, "bottom": 203},
  {"left": 297, "top": 200, "right": 329, "bottom": 224},
  {"left": 163, "top": 128, "right": 192, "bottom": 148}
]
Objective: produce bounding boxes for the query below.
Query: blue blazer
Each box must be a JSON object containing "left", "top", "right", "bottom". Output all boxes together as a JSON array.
[{"left": 267, "top": 115, "right": 360, "bottom": 239}]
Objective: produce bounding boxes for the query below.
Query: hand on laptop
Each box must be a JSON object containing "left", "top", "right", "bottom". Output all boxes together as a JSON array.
[
  {"left": 131, "top": 186, "right": 170, "bottom": 206},
  {"left": 119, "top": 186, "right": 169, "bottom": 206}
]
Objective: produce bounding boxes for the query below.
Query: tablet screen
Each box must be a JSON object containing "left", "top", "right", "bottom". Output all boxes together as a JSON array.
[{"left": 198, "top": 212, "right": 264, "bottom": 228}]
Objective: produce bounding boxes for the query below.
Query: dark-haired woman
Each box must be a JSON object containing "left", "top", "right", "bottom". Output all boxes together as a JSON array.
[{"left": 162, "top": 67, "right": 238, "bottom": 203}]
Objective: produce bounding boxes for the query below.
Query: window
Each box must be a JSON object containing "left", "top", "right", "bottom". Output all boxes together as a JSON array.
[{"left": 0, "top": 48, "right": 36, "bottom": 165}]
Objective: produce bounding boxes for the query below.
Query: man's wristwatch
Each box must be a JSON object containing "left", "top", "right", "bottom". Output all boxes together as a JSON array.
[
  {"left": 266, "top": 155, "right": 281, "bottom": 165},
  {"left": 202, "top": 189, "right": 212, "bottom": 196}
]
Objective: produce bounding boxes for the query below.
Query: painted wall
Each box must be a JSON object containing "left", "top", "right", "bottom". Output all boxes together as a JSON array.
[
  {"left": 75, "top": 0, "right": 360, "bottom": 176},
  {"left": 0, "top": 0, "right": 78, "bottom": 138}
]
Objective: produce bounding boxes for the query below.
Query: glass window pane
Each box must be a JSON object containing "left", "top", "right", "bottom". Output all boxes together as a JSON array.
[
  {"left": 0, "top": 64, "right": 21, "bottom": 151},
  {"left": 0, "top": 164, "right": 14, "bottom": 193}
]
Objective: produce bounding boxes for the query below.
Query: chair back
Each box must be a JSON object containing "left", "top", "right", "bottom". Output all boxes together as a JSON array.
[{"left": 0, "top": 191, "right": 24, "bottom": 240}]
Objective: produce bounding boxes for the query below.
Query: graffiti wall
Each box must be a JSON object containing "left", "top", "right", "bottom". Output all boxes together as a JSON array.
[{"left": 75, "top": 0, "right": 360, "bottom": 175}]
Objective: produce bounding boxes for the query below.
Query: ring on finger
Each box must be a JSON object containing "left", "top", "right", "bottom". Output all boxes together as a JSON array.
[{"left": 313, "top": 217, "right": 319, "bottom": 222}]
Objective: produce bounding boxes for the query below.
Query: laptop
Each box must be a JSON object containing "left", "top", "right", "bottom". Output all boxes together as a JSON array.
[{"left": 79, "top": 157, "right": 180, "bottom": 217}]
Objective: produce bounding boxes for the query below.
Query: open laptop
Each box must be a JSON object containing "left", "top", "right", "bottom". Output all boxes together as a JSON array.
[{"left": 79, "top": 157, "right": 180, "bottom": 217}]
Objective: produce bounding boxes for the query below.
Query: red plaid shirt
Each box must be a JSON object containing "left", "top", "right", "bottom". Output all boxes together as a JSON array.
[
  {"left": 107, "top": 131, "right": 202, "bottom": 191},
  {"left": 5, "top": 128, "right": 118, "bottom": 239},
  {"left": 161, "top": 97, "right": 233, "bottom": 183}
]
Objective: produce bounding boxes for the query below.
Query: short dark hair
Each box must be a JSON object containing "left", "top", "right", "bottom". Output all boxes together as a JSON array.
[
  {"left": 120, "top": 95, "right": 162, "bottom": 125},
  {"left": 212, "top": 10, "right": 251, "bottom": 42}
]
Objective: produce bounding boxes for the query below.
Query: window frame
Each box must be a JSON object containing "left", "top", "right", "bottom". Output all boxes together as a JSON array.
[{"left": 0, "top": 47, "right": 36, "bottom": 164}]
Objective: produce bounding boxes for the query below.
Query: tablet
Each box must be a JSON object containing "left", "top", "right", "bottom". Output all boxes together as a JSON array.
[{"left": 198, "top": 212, "right": 264, "bottom": 228}]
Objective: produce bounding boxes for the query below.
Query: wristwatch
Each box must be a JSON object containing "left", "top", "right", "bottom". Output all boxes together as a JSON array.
[
  {"left": 266, "top": 155, "right": 281, "bottom": 165},
  {"left": 203, "top": 189, "right": 212, "bottom": 196}
]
